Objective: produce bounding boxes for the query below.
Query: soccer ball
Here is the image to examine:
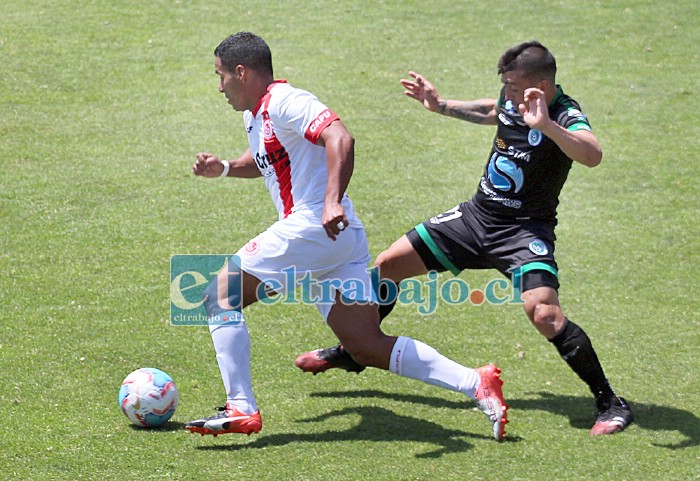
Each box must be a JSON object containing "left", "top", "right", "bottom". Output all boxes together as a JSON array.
[{"left": 118, "top": 368, "right": 178, "bottom": 427}]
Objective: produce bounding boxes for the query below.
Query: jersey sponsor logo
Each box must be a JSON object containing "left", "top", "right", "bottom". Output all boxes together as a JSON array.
[
  {"left": 480, "top": 178, "right": 523, "bottom": 209},
  {"left": 309, "top": 109, "right": 332, "bottom": 134},
  {"left": 528, "top": 239, "right": 548, "bottom": 256},
  {"left": 487, "top": 153, "right": 524, "bottom": 194},
  {"left": 527, "top": 128, "right": 543, "bottom": 146},
  {"left": 254, "top": 152, "right": 274, "bottom": 176},
  {"left": 507, "top": 146, "right": 531, "bottom": 162},
  {"left": 255, "top": 147, "right": 291, "bottom": 176},
  {"left": 496, "top": 137, "right": 532, "bottom": 162}
]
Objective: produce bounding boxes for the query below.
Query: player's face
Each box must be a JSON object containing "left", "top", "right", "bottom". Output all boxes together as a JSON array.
[
  {"left": 501, "top": 70, "right": 542, "bottom": 108},
  {"left": 215, "top": 56, "right": 245, "bottom": 111}
]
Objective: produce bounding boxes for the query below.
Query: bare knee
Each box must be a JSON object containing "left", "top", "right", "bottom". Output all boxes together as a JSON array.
[
  {"left": 373, "top": 235, "right": 427, "bottom": 283},
  {"left": 526, "top": 302, "right": 558, "bottom": 335},
  {"left": 522, "top": 288, "right": 565, "bottom": 339},
  {"left": 373, "top": 252, "right": 403, "bottom": 287},
  {"left": 373, "top": 249, "right": 394, "bottom": 273}
]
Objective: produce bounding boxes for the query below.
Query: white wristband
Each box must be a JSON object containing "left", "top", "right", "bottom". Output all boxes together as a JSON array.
[{"left": 219, "top": 160, "right": 230, "bottom": 178}]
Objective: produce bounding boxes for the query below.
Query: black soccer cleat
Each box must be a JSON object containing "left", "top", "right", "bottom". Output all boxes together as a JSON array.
[
  {"left": 294, "top": 344, "right": 366, "bottom": 374},
  {"left": 591, "top": 396, "right": 634, "bottom": 435}
]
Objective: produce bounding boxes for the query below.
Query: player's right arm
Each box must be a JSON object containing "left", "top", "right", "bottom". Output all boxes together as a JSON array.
[
  {"left": 192, "top": 148, "right": 262, "bottom": 178},
  {"left": 400, "top": 71, "right": 498, "bottom": 125}
]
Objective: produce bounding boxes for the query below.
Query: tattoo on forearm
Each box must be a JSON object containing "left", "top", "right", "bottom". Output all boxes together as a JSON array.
[{"left": 444, "top": 102, "right": 492, "bottom": 124}]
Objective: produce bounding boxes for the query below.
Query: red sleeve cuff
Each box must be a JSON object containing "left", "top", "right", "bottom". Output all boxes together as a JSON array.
[{"left": 304, "top": 109, "right": 340, "bottom": 143}]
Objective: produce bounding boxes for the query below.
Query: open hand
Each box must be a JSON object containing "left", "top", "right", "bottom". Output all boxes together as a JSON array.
[
  {"left": 518, "top": 88, "right": 550, "bottom": 130},
  {"left": 400, "top": 71, "right": 442, "bottom": 112}
]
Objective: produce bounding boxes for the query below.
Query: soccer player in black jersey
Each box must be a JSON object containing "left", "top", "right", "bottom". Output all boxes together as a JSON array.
[{"left": 296, "top": 41, "right": 633, "bottom": 436}]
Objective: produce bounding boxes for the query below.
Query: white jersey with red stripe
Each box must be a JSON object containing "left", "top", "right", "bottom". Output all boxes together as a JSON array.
[{"left": 243, "top": 81, "right": 363, "bottom": 228}]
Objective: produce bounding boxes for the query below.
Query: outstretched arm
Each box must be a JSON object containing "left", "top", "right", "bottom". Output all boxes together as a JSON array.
[
  {"left": 519, "top": 88, "right": 602, "bottom": 167},
  {"left": 192, "top": 148, "right": 262, "bottom": 178},
  {"left": 400, "top": 71, "right": 498, "bottom": 125}
]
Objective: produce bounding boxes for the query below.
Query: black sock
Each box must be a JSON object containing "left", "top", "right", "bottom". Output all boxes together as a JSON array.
[
  {"left": 377, "top": 283, "right": 399, "bottom": 323},
  {"left": 549, "top": 319, "right": 615, "bottom": 401}
]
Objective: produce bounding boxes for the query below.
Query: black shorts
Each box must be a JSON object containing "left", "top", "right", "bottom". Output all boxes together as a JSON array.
[{"left": 406, "top": 200, "right": 560, "bottom": 292}]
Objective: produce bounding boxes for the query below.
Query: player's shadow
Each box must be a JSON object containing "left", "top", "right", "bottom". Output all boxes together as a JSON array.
[
  {"left": 511, "top": 391, "right": 699, "bottom": 449},
  {"left": 197, "top": 405, "right": 498, "bottom": 458},
  {"left": 130, "top": 421, "right": 189, "bottom": 432},
  {"left": 310, "top": 389, "right": 699, "bottom": 449}
]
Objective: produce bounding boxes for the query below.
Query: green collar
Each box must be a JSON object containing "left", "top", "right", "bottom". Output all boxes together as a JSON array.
[{"left": 549, "top": 85, "right": 564, "bottom": 106}]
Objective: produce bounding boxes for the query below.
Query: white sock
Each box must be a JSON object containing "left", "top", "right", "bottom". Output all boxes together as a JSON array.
[
  {"left": 209, "top": 311, "right": 258, "bottom": 414},
  {"left": 389, "top": 336, "right": 480, "bottom": 400}
]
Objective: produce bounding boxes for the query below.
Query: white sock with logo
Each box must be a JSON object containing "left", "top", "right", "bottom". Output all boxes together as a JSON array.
[
  {"left": 209, "top": 311, "right": 258, "bottom": 414},
  {"left": 389, "top": 336, "right": 480, "bottom": 400}
]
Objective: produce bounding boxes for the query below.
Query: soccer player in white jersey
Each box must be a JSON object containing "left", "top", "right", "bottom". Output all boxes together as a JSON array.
[{"left": 185, "top": 32, "right": 509, "bottom": 441}]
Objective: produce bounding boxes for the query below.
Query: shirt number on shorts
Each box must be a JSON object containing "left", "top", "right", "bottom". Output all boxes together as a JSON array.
[{"left": 430, "top": 205, "right": 462, "bottom": 224}]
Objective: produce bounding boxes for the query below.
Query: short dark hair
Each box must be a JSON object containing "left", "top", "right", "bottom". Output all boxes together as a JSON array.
[
  {"left": 497, "top": 41, "right": 556, "bottom": 82},
  {"left": 214, "top": 32, "right": 273, "bottom": 76}
]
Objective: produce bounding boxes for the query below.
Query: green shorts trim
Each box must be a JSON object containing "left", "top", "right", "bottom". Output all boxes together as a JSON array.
[
  {"left": 519, "top": 261, "right": 558, "bottom": 278},
  {"left": 512, "top": 261, "right": 559, "bottom": 295},
  {"left": 414, "top": 223, "right": 461, "bottom": 276}
]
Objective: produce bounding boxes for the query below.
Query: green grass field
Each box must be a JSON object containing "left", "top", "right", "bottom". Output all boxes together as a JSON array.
[{"left": 2, "top": 0, "right": 698, "bottom": 479}]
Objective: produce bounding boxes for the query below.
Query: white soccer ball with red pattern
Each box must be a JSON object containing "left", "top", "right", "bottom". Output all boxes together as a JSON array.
[{"left": 118, "top": 368, "right": 178, "bottom": 427}]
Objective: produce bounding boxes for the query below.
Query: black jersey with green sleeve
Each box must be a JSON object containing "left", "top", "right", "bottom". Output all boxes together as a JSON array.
[{"left": 472, "top": 85, "right": 592, "bottom": 224}]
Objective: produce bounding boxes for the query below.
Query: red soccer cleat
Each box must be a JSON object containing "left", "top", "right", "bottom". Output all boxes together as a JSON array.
[
  {"left": 186, "top": 403, "right": 262, "bottom": 437},
  {"left": 474, "top": 364, "right": 509, "bottom": 441}
]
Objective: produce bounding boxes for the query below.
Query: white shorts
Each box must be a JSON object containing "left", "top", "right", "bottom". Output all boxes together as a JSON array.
[{"left": 235, "top": 212, "right": 376, "bottom": 319}]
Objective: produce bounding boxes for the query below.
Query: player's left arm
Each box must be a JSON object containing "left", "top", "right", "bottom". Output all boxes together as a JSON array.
[
  {"left": 317, "top": 120, "right": 354, "bottom": 240},
  {"left": 520, "top": 88, "right": 602, "bottom": 168},
  {"left": 541, "top": 124, "right": 602, "bottom": 168}
]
